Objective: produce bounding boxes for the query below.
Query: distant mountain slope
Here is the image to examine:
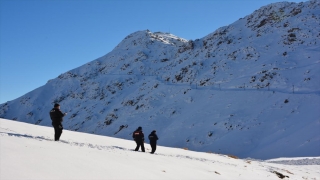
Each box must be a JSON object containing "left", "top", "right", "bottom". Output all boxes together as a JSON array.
[{"left": 1, "top": 0, "right": 319, "bottom": 159}]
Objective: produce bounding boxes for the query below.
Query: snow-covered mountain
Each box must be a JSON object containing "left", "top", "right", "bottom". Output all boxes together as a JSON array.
[
  {"left": 1, "top": 119, "right": 319, "bottom": 180},
  {"left": 1, "top": 0, "right": 320, "bottom": 159}
]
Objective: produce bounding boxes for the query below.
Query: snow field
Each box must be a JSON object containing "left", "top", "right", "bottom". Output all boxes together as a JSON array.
[{"left": 1, "top": 119, "right": 319, "bottom": 180}]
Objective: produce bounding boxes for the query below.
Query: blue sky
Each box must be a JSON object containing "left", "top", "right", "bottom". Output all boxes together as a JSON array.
[{"left": 0, "top": 0, "right": 306, "bottom": 104}]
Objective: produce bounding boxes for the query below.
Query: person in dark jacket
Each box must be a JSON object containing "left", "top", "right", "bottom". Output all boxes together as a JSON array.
[
  {"left": 49, "top": 103, "right": 67, "bottom": 141},
  {"left": 148, "top": 130, "right": 159, "bottom": 154},
  {"left": 132, "top": 126, "right": 145, "bottom": 152}
]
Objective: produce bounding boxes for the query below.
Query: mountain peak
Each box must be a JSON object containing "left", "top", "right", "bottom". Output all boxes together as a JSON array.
[{"left": 114, "top": 30, "right": 188, "bottom": 50}]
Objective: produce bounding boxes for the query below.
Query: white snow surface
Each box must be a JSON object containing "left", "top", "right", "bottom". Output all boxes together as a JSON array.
[
  {"left": 1, "top": 0, "right": 320, "bottom": 160},
  {"left": 1, "top": 118, "right": 319, "bottom": 180}
]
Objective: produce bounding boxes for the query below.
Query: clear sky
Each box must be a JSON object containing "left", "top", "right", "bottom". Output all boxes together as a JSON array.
[{"left": 0, "top": 0, "right": 307, "bottom": 104}]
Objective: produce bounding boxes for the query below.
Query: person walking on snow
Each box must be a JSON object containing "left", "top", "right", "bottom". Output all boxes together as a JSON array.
[
  {"left": 133, "top": 126, "right": 145, "bottom": 152},
  {"left": 148, "top": 130, "right": 159, "bottom": 154},
  {"left": 49, "top": 103, "right": 67, "bottom": 141}
]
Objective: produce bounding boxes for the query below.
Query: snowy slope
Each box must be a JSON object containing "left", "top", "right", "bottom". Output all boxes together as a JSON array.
[
  {"left": 1, "top": 0, "right": 320, "bottom": 159},
  {"left": 1, "top": 119, "right": 319, "bottom": 180}
]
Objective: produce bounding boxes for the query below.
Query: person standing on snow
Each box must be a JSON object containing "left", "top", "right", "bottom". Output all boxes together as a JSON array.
[
  {"left": 148, "top": 130, "right": 159, "bottom": 154},
  {"left": 132, "top": 126, "right": 145, "bottom": 152},
  {"left": 49, "top": 103, "right": 67, "bottom": 141}
]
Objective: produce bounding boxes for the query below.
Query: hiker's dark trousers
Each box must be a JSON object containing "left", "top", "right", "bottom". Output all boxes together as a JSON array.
[
  {"left": 135, "top": 140, "right": 145, "bottom": 152},
  {"left": 150, "top": 142, "right": 157, "bottom": 153},
  {"left": 52, "top": 122, "right": 63, "bottom": 141}
]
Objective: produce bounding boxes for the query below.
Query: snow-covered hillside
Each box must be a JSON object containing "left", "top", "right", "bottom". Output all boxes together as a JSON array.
[
  {"left": 1, "top": 0, "right": 320, "bottom": 159},
  {"left": 1, "top": 119, "right": 319, "bottom": 180}
]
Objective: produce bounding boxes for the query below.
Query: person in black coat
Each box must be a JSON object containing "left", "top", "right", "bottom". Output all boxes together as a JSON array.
[
  {"left": 148, "top": 130, "right": 159, "bottom": 154},
  {"left": 49, "top": 103, "right": 67, "bottom": 141},
  {"left": 132, "top": 126, "right": 145, "bottom": 152}
]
